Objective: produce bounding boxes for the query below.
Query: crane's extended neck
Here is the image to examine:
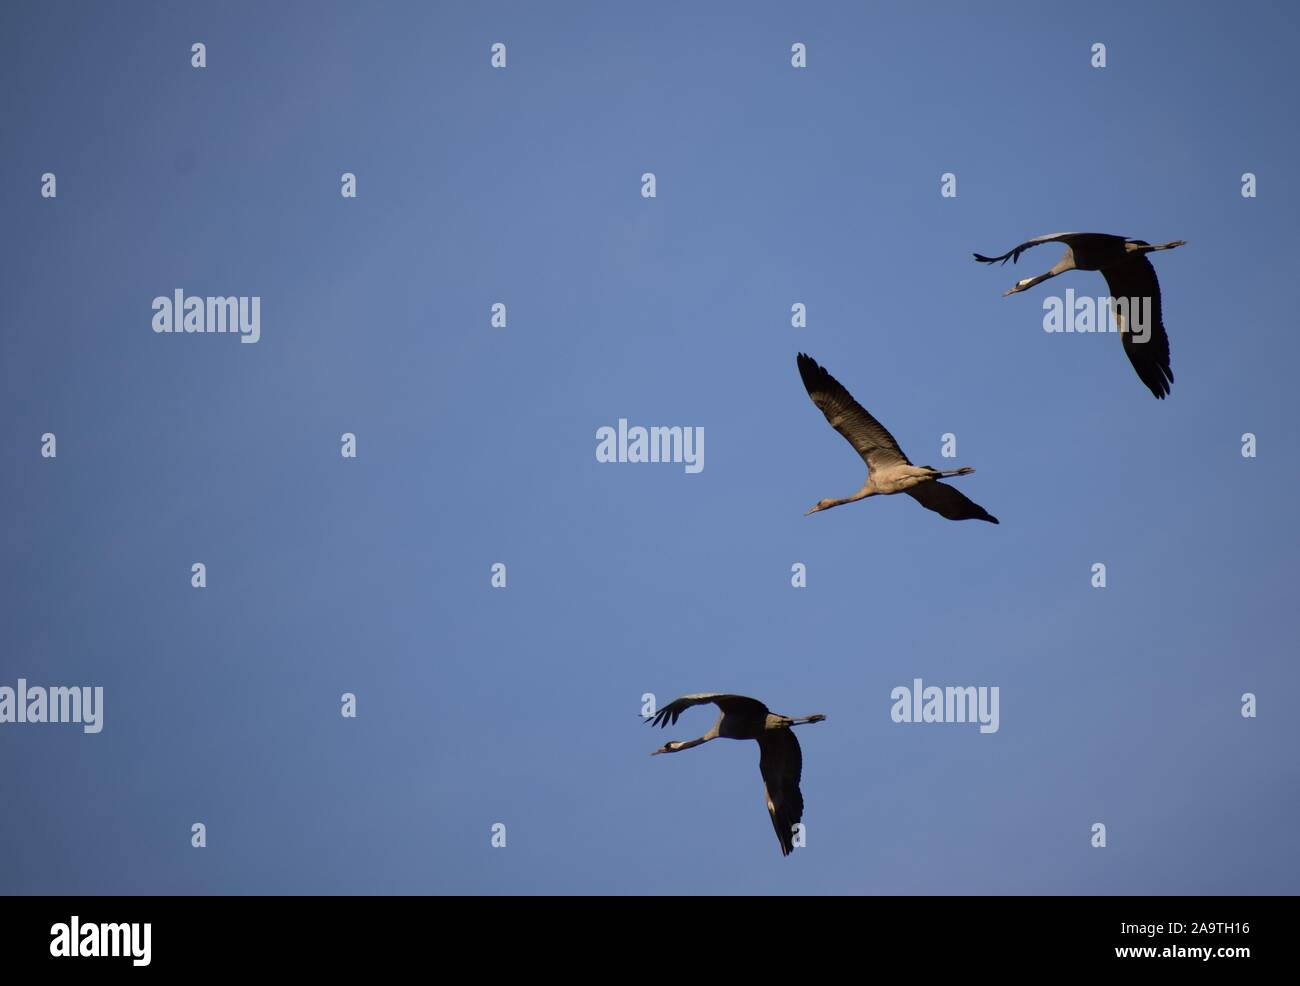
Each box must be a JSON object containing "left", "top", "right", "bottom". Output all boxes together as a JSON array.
[
  {"left": 1006, "top": 270, "right": 1057, "bottom": 295},
  {"left": 806, "top": 488, "right": 873, "bottom": 515},
  {"left": 651, "top": 735, "right": 711, "bottom": 755}
]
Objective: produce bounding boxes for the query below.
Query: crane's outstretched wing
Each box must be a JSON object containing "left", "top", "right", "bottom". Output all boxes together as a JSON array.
[
  {"left": 797, "top": 353, "right": 910, "bottom": 473},
  {"left": 1101, "top": 256, "right": 1173, "bottom": 400},
  {"left": 647, "top": 693, "right": 769, "bottom": 728},
  {"left": 758, "top": 730, "right": 804, "bottom": 857},
  {"left": 905, "top": 480, "right": 999, "bottom": 524},
  {"left": 973, "top": 231, "right": 1082, "bottom": 265}
]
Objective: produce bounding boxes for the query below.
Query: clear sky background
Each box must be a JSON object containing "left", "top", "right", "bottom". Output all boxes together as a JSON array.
[{"left": 1, "top": 1, "right": 1297, "bottom": 895}]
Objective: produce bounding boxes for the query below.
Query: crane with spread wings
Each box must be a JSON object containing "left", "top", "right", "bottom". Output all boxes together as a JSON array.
[
  {"left": 974, "top": 231, "right": 1185, "bottom": 399},
  {"left": 797, "top": 353, "right": 998, "bottom": 523},
  {"left": 647, "top": 693, "right": 826, "bottom": 857}
]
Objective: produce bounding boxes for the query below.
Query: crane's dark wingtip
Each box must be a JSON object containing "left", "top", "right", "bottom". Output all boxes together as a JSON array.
[
  {"left": 796, "top": 352, "right": 828, "bottom": 393},
  {"left": 1143, "top": 372, "right": 1172, "bottom": 399}
]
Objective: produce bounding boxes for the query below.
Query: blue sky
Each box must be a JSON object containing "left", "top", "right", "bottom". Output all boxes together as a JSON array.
[{"left": 1, "top": 0, "right": 1297, "bottom": 894}]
